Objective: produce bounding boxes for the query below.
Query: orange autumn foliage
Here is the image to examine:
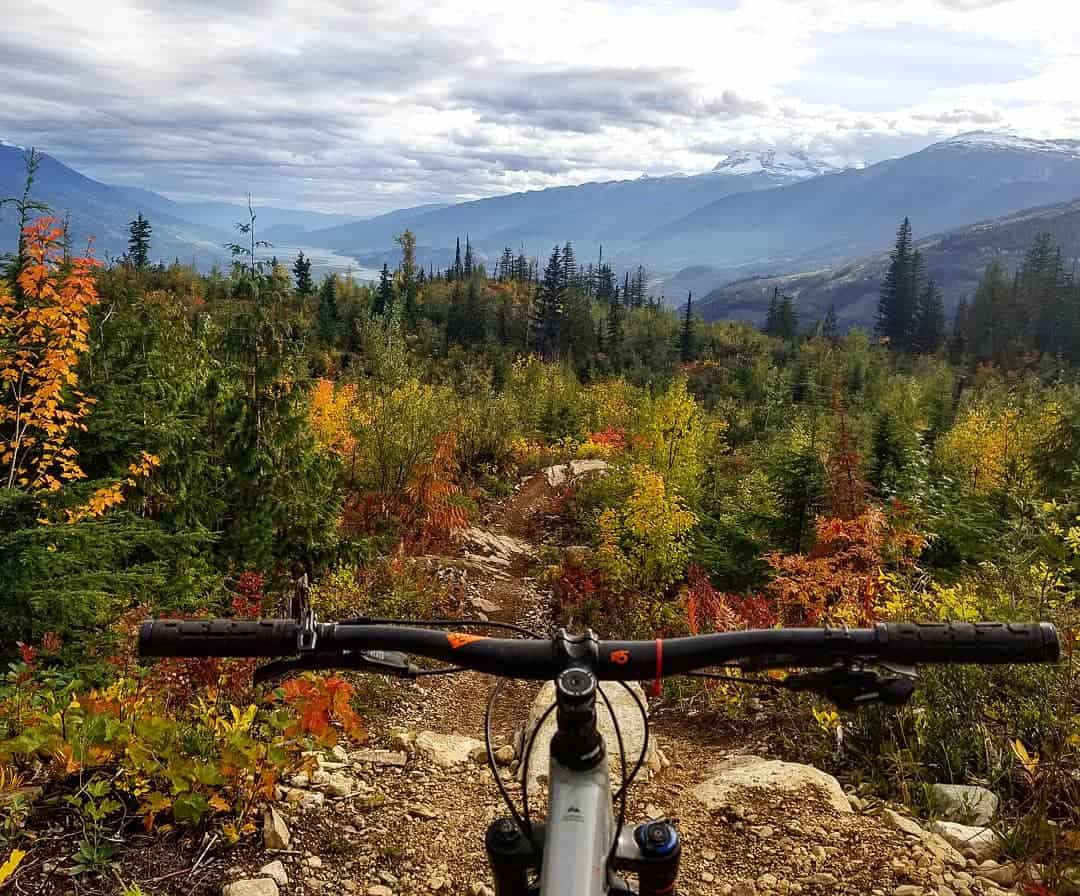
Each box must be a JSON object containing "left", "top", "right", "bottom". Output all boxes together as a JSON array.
[
  {"left": 309, "top": 377, "right": 359, "bottom": 460},
  {"left": 64, "top": 450, "right": 160, "bottom": 523},
  {"left": 1, "top": 218, "right": 101, "bottom": 491}
]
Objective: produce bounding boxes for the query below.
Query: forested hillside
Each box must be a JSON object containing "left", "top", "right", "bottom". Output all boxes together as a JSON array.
[{"left": 2, "top": 172, "right": 1080, "bottom": 893}]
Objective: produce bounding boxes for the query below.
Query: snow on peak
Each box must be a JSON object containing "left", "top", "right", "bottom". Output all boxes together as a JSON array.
[
  {"left": 711, "top": 149, "right": 837, "bottom": 180},
  {"left": 939, "top": 131, "right": 1080, "bottom": 157}
]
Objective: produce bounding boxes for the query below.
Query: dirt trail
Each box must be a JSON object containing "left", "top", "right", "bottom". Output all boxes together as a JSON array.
[{"left": 226, "top": 469, "right": 1022, "bottom": 896}]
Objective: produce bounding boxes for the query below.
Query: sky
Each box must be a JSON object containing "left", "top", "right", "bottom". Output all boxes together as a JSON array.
[{"left": 3, "top": 0, "right": 1079, "bottom": 216}]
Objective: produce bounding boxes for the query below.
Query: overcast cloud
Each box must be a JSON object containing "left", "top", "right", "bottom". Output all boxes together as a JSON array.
[{"left": 2, "top": 0, "right": 1076, "bottom": 215}]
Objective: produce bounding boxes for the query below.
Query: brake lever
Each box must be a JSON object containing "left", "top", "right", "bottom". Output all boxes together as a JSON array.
[
  {"left": 782, "top": 666, "right": 916, "bottom": 710},
  {"left": 254, "top": 649, "right": 422, "bottom": 685}
]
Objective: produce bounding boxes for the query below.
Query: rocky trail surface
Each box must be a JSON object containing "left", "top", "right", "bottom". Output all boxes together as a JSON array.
[
  {"left": 216, "top": 465, "right": 1034, "bottom": 896},
  {"left": 20, "top": 465, "right": 1036, "bottom": 896}
]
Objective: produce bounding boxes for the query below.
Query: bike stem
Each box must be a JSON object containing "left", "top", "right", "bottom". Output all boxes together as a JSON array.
[{"left": 485, "top": 630, "right": 681, "bottom": 896}]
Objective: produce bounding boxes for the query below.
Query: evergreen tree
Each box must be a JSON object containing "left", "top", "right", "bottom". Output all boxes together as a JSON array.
[
  {"left": 463, "top": 236, "right": 474, "bottom": 279},
  {"left": 821, "top": 304, "right": 838, "bottom": 343},
  {"left": 606, "top": 287, "right": 624, "bottom": 357},
  {"left": 562, "top": 242, "right": 577, "bottom": 289},
  {"left": 316, "top": 275, "right": 340, "bottom": 343},
  {"left": 870, "top": 412, "right": 906, "bottom": 495},
  {"left": 396, "top": 229, "right": 419, "bottom": 321},
  {"left": 632, "top": 266, "right": 647, "bottom": 308},
  {"left": 622, "top": 272, "right": 632, "bottom": 308},
  {"left": 292, "top": 250, "right": 313, "bottom": 297},
  {"left": 947, "top": 296, "right": 968, "bottom": 362},
  {"left": 776, "top": 293, "right": 798, "bottom": 341},
  {"left": 376, "top": 263, "right": 395, "bottom": 315},
  {"left": 966, "top": 260, "right": 1015, "bottom": 365},
  {"left": 764, "top": 287, "right": 779, "bottom": 336},
  {"left": 127, "top": 212, "right": 152, "bottom": 270},
  {"left": 498, "top": 247, "right": 514, "bottom": 282},
  {"left": 530, "top": 245, "right": 566, "bottom": 361},
  {"left": 453, "top": 238, "right": 463, "bottom": 281},
  {"left": 679, "top": 292, "right": 696, "bottom": 363},
  {"left": 911, "top": 276, "right": 945, "bottom": 354},
  {"left": 446, "top": 283, "right": 466, "bottom": 345},
  {"left": 877, "top": 217, "right": 921, "bottom": 348}
]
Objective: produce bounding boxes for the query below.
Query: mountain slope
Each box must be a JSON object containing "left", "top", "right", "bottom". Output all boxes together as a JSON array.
[
  {"left": 0, "top": 145, "right": 362, "bottom": 266},
  {"left": 646, "top": 133, "right": 1080, "bottom": 272},
  {"left": 303, "top": 153, "right": 837, "bottom": 269},
  {"left": 697, "top": 196, "right": 1080, "bottom": 328},
  {"left": 0, "top": 144, "right": 227, "bottom": 264}
]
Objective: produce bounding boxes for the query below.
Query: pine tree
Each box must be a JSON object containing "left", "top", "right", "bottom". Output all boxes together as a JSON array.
[
  {"left": 292, "top": 250, "right": 313, "bottom": 297},
  {"left": 446, "top": 283, "right": 465, "bottom": 345},
  {"left": 376, "top": 263, "right": 395, "bottom": 315},
  {"left": 877, "top": 218, "right": 922, "bottom": 349},
  {"left": 530, "top": 246, "right": 566, "bottom": 361},
  {"left": 679, "top": 292, "right": 696, "bottom": 363},
  {"left": 127, "top": 212, "right": 152, "bottom": 270},
  {"left": 316, "top": 275, "right": 340, "bottom": 343},
  {"left": 463, "top": 236, "right": 474, "bottom": 279},
  {"left": 499, "top": 247, "right": 514, "bottom": 282},
  {"left": 606, "top": 288, "right": 624, "bottom": 357},
  {"left": 821, "top": 304, "right": 838, "bottom": 343},
  {"left": 453, "top": 238, "right": 463, "bottom": 281},
  {"left": 396, "top": 229, "right": 419, "bottom": 321},
  {"left": 776, "top": 293, "right": 798, "bottom": 341},
  {"left": 633, "top": 266, "right": 647, "bottom": 308},
  {"left": 911, "top": 276, "right": 945, "bottom": 354},
  {"left": 764, "top": 287, "right": 779, "bottom": 336},
  {"left": 562, "top": 242, "right": 577, "bottom": 289},
  {"left": 947, "top": 296, "right": 968, "bottom": 362}
]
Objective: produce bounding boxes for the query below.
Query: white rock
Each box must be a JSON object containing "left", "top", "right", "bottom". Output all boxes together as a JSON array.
[
  {"left": 258, "top": 861, "right": 289, "bottom": 886},
  {"left": 324, "top": 773, "right": 356, "bottom": 797},
  {"left": 352, "top": 749, "right": 407, "bottom": 767},
  {"left": 882, "top": 808, "right": 925, "bottom": 838},
  {"left": 367, "top": 887, "right": 394, "bottom": 896},
  {"left": 223, "top": 881, "right": 279, "bottom": 896},
  {"left": 928, "top": 785, "right": 999, "bottom": 826},
  {"left": 470, "top": 596, "right": 501, "bottom": 614},
  {"left": 928, "top": 822, "right": 1003, "bottom": 861},
  {"left": 543, "top": 459, "right": 610, "bottom": 488},
  {"left": 692, "top": 755, "right": 852, "bottom": 815},
  {"left": 416, "top": 731, "right": 486, "bottom": 768},
  {"left": 262, "top": 806, "right": 291, "bottom": 850},
  {"left": 519, "top": 680, "right": 654, "bottom": 792}
]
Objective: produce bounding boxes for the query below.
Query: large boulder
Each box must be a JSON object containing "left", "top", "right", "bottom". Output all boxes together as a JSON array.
[
  {"left": 543, "top": 460, "right": 610, "bottom": 488},
  {"left": 415, "top": 730, "right": 486, "bottom": 768},
  {"left": 520, "top": 680, "right": 654, "bottom": 792},
  {"left": 692, "top": 755, "right": 852, "bottom": 815},
  {"left": 929, "top": 784, "right": 999, "bottom": 825}
]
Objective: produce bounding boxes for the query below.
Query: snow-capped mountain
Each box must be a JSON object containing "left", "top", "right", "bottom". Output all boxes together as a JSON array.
[
  {"left": 711, "top": 149, "right": 838, "bottom": 179},
  {"left": 940, "top": 131, "right": 1080, "bottom": 158}
]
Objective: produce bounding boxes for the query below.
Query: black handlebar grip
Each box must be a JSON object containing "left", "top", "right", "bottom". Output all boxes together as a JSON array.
[
  {"left": 875, "top": 622, "right": 1059, "bottom": 665},
  {"left": 138, "top": 619, "right": 299, "bottom": 657}
]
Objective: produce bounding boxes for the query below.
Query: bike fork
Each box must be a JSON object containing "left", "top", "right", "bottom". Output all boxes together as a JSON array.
[{"left": 485, "top": 817, "right": 681, "bottom": 896}]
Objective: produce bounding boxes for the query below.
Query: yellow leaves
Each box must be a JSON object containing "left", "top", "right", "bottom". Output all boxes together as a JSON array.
[
  {"left": 309, "top": 378, "right": 360, "bottom": 458},
  {"left": 64, "top": 450, "right": 160, "bottom": 523},
  {"left": 0, "top": 849, "right": 27, "bottom": 886},
  {"left": 1, "top": 218, "right": 100, "bottom": 492},
  {"left": 1011, "top": 738, "right": 1039, "bottom": 778}
]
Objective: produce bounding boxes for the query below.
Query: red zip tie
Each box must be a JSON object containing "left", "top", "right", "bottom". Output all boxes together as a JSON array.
[{"left": 651, "top": 638, "right": 663, "bottom": 697}]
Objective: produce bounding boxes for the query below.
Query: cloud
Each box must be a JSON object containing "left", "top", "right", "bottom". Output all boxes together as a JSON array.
[{"left": 0, "top": 0, "right": 1074, "bottom": 215}]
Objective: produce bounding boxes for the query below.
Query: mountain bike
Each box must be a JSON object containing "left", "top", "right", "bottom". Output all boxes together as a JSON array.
[{"left": 139, "top": 614, "right": 1060, "bottom": 896}]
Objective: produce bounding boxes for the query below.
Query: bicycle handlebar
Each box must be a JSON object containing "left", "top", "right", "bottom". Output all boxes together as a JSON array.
[{"left": 138, "top": 620, "right": 1060, "bottom": 679}]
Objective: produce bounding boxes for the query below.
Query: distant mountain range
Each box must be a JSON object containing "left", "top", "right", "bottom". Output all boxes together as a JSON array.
[
  {"left": 0, "top": 143, "right": 360, "bottom": 266},
  {"left": 697, "top": 196, "right": 1080, "bottom": 328},
  {"left": 4, "top": 132, "right": 1080, "bottom": 314}
]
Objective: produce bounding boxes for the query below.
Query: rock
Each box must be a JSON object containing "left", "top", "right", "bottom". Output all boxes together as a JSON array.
[
  {"left": 543, "top": 459, "right": 610, "bottom": 487},
  {"left": 921, "top": 832, "right": 966, "bottom": 869},
  {"left": 390, "top": 727, "right": 417, "bottom": 752},
  {"left": 330, "top": 744, "right": 349, "bottom": 762},
  {"left": 806, "top": 874, "right": 837, "bottom": 886},
  {"left": 521, "top": 680, "right": 654, "bottom": 791},
  {"left": 258, "top": 861, "right": 289, "bottom": 887},
  {"left": 732, "top": 882, "right": 758, "bottom": 896},
  {"left": 305, "top": 855, "right": 324, "bottom": 868},
  {"left": 416, "top": 730, "right": 486, "bottom": 768},
  {"left": 882, "top": 808, "right": 926, "bottom": 838},
  {"left": 469, "top": 744, "right": 489, "bottom": 764},
  {"left": 367, "top": 887, "right": 394, "bottom": 896},
  {"left": 469, "top": 885, "right": 495, "bottom": 896},
  {"left": 323, "top": 772, "right": 356, "bottom": 797},
  {"left": 222, "top": 881, "right": 279, "bottom": 896},
  {"left": 494, "top": 745, "right": 516, "bottom": 766},
  {"left": 352, "top": 749, "right": 408, "bottom": 767},
  {"left": 692, "top": 755, "right": 852, "bottom": 815},
  {"left": 928, "top": 822, "right": 1003, "bottom": 861},
  {"left": 892, "top": 887, "right": 923, "bottom": 896},
  {"left": 973, "top": 862, "right": 1016, "bottom": 888},
  {"left": 702, "top": 871, "right": 716, "bottom": 883},
  {"left": 262, "top": 805, "right": 291, "bottom": 850},
  {"left": 300, "top": 791, "right": 326, "bottom": 811},
  {"left": 457, "top": 528, "right": 535, "bottom": 561},
  {"left": 928, "top": 785, "right": 999, "bottom": 826},
  {"left": 469, "top": 596, "right": 501, "bottom": 614},
  {"left": 408, "top": 802, "right": 440, "bottom": 820}
]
